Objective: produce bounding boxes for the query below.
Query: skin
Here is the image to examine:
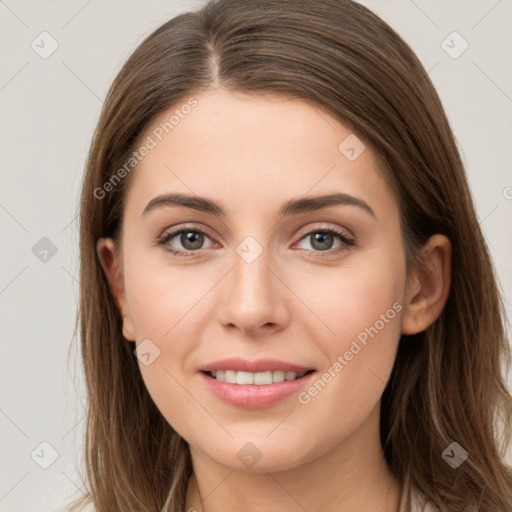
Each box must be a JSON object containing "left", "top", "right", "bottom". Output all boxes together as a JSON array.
[{"left": 97, "top": 88, "right": 452, "bottom": 512}]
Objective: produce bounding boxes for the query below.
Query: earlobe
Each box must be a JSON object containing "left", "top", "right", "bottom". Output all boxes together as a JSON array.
[
  {"left": 401, "top": 234, "right": 452, "bottom": 335},
  {"left": 96, "top": 237, "right": 136, "bottom": 341}
]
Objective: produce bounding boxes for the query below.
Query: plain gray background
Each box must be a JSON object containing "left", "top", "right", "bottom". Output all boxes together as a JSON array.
[{"left": 1, "top": 1, "right": 511, "bottom": 510}]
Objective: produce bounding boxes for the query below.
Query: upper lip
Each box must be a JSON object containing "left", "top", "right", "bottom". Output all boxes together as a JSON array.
[{"left": 199, "top": 358, "right": 315, "bottom": 373}]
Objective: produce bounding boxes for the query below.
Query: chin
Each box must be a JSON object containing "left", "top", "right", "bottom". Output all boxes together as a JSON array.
[{"left": 192, "top": 434, "right": 319, "bottom": 474}]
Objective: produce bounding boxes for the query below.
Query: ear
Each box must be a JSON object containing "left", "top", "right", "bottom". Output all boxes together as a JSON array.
[
  {"left": 401, "top": 234, "right": 452, "bottom": 335},
  {"left": 96, "top": 237, "right": 136, "bottom": 341}
]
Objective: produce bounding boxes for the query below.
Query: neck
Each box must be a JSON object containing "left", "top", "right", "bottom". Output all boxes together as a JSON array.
[{"left": 184, "top": 404, "right": 402, "bottom": 512}]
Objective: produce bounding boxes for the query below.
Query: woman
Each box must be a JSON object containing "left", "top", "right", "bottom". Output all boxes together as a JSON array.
[{"left": 69, "top": 0, "right": 512, "bottom": 510}]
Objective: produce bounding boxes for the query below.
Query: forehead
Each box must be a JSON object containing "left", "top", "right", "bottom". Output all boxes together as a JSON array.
[{"left": 124, "top": 88, "right": 394, "bottom": 219}]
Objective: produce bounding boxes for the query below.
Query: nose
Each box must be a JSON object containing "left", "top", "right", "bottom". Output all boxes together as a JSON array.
[{"left": 216, "top": 245, "right": 290, "bottom": 337}]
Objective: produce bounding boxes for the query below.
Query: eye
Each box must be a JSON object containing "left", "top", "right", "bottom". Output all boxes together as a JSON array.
[
  {"left": 158, "top": 225, "right": 355, "bottom": 257},
  {"left": 158, "top": 226, "right": 217, "bottom": 256},
  {"left": 295, "top": 227, "right": 355, "bottom": 254}
]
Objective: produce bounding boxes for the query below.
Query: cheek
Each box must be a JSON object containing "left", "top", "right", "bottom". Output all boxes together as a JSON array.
[
  {"left": 289, "top": 253, "right": 405, "bottom": 440},
  {"left": 124, "top": 251, "right": 211, "bottom": 341},
  {"left": 288, "top": 248, "right": 405, "bottom": 351},
  {"left": 122, "top": 255, "right": 216, "bottom": 433}
]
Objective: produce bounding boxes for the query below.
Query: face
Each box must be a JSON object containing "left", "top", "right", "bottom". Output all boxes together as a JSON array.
[{"left": 103, "top": 88, "right": 410, "bottom": 472}]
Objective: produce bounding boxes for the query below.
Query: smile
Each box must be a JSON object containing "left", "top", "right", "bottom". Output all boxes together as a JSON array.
[{"left": 200, "top": 368, "right": 316, "bottom": 408}]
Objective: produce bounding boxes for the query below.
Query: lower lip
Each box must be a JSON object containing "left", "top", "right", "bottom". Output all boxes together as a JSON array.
[{"left": 200, "top": 371, "right": 316, "bottom": 408}]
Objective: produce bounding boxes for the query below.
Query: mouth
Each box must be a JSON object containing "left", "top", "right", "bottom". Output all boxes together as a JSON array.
[
  {"left": 198, "top": 359, "right": 317, "bottom": 408},
  {"left": 202, "top": 369, "right": 315, "bottom": 385}
]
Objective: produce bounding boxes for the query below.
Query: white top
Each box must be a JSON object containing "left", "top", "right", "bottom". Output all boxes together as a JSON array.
[{"left": 400, "top": 483, "right": 438, "bottom": 512}]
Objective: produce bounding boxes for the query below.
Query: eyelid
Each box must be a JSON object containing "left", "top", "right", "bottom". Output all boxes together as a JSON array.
[
  {"left": 165, "top": 222, "right": 215, "bottom": 237},
  {"left": 158, "top": 223, "right": 219, "bottom": 248},
  {"left": 294, "top": 222, "right": 354, "bottom": 241}
]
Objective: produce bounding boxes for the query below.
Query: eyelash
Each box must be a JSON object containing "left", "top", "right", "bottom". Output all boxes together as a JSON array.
[{"left": 157, "top": 225, "right": 355, "bottom": 257}]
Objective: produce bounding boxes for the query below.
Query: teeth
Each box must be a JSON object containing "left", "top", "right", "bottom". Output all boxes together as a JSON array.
[
  {"left": 209, "top": 369, "right": 307, "bottom": 384},
  {"left": 237, "top": 371, "right": 255, "bottom": 385},
  {"left": 254, "top": 371, "right": 271, "bottom": 385}
]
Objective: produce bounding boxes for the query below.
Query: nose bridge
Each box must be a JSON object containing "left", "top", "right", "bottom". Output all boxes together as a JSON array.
[{"left": 232, "top": 236, "right": 274, "bottom": 307}]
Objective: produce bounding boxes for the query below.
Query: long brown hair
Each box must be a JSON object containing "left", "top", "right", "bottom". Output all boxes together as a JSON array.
[{"left": 69, "top": 0, "right": 512, "bottom": 510}]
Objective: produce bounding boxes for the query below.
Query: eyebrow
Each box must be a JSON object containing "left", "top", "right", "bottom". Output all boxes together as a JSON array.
[{"left": 142, "top": 192, "right": 376, "bottom": 219}]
